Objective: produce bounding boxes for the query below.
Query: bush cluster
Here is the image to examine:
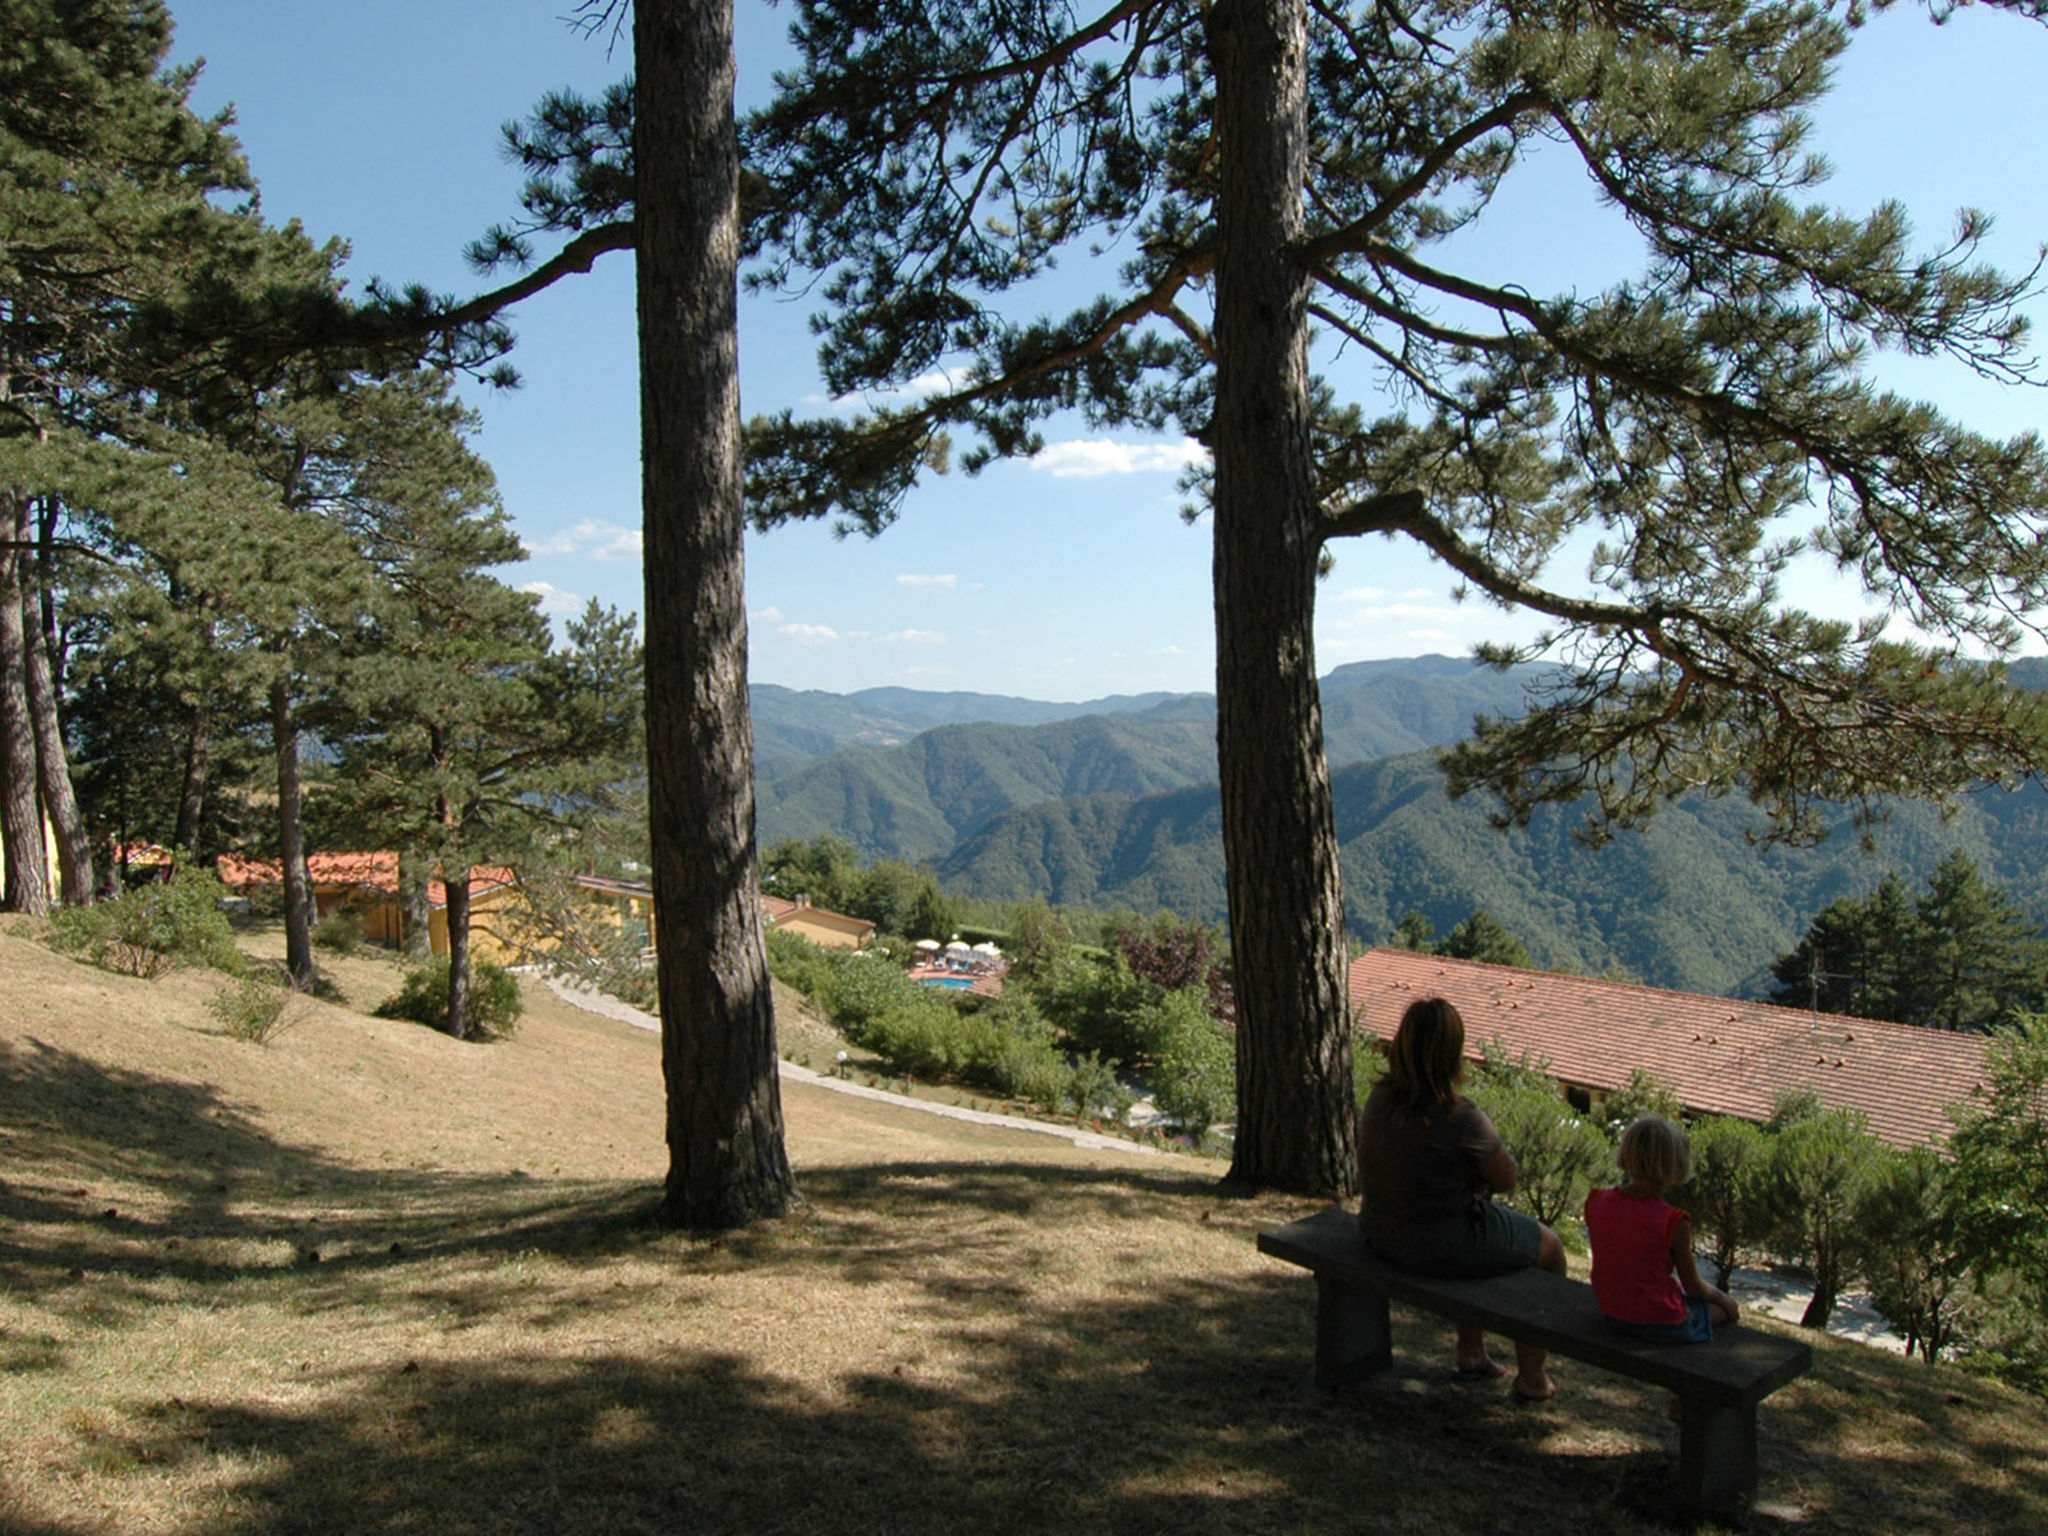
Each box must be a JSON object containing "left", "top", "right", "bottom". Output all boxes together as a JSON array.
[
  {"left": 47, "top": 871, "right": 244, "bottom": 979},
  {"left": 768, "top": 934, "right": 1136, "bottom": 1122},
  {"left": 208, "top": 973, "right": 298, "bottom": 1045},
  {"left": 1455, "top": 1027, "right": 2048, "bottom": 1387},
  {"left": 375, "top": 958, "right": 524, "bottom": 1039},
  {"left": 311, "top": 910, "right": 366, "bottom": 956}
]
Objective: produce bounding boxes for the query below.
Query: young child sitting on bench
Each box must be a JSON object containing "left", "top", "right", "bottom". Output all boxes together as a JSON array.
[{"left": 1585, "top": 1115, "right": 1739, "bottom": 1343}]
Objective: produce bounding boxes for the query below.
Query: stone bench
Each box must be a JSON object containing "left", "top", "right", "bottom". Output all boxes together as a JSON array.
[{"left": 1258, "top": 1206, "right": 1812, "bottom": 1522}]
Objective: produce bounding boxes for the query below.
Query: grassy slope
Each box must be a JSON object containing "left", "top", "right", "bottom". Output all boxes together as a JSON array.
[{"left": 2, "top": 919, "right": 2044, "bottom": 1535}]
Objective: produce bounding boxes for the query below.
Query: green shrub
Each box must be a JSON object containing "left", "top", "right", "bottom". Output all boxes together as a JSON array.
[
  {"left": 1600, "top": 1067, "right": 1684, "bottom": 1140},
  {"left": 1685, "top": 1115, "right": 1770, "bottom": 1288},
  {"left": 1061, "top": 1051, "right": 1132, "bottom": 1123},
  {"left": 1145, "top": 987, "right": 1236, "bottom": 1143},
  {"left": 208, "top": 973, "right": 297, "bottom": 1045},
  {"left": 375, "top": 958, "right": 524, "bottom": 1039},
  {"left": 1032, "top": 949, "right": 1160, "bottom": 1068},
  {"left": 312, "top": 910, "right": 365, "bottom": 956},
  {"left": 47, "top": 871, "right": 244, "bottom": 979},
  {"left": 1467, "top": 1079, "right": 1609, "bottom": 1229}
]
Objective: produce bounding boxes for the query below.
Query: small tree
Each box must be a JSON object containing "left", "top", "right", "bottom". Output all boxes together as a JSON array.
[
  {"left": 1144, "top": 986, "right": 1237, "bottom": 1144},
  {"left": 1466, "top": 1064, "right": 1609, "bottom": 1229},
  {"left": 1948, "top": 1018, "right": 2048, "bottom": 1321},
  {"left": 1686, "top": 1115, "right": 1770, "bottom": 1290},
  {"left": 1857, "top": 1145, "right": 1975, "bottom": 1364},
  {"left": 1438, "top": 911, "right": 1535, "bottom": 970},
  {"left": 1600, "top": 1068, "right": 1686, "bottom": 1142},
  {"left": 1760, "top": 1096, "right": 1881, "bottom": 1328}
]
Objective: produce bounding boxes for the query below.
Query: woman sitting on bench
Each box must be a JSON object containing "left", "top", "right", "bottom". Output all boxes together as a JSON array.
[{"left": 1357, "top": 996, "right": 1570, "bottom": 1402}]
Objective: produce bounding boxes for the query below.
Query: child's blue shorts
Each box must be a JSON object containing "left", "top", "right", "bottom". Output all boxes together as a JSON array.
[{"left": 1605, "top": 1294, "right": 1715, "bottom": 1344}]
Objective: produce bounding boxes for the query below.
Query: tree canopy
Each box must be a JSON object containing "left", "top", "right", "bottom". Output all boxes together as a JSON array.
[
  {"left": 1770, "top": 852, "right": 2048, "bottom": 1031},
  {"left": 437, "top": 0, "right": 2048, "bottom": 1197},
  {"left": 720, "top": 0, "right": 2048, "bottom": 1192}
]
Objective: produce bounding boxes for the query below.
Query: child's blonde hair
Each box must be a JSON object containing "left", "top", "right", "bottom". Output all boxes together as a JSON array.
[{"left": 1616, "top": 1114, "right": 1692, "bottom": 1189}]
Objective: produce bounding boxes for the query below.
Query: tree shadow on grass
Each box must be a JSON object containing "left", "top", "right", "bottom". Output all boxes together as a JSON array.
[
  {"left": 5, "top": 1050, "right": 2046, "bottom": 1534},
  {"left": 0, "top": 1037, "right": 654, "bottom": 1307}
]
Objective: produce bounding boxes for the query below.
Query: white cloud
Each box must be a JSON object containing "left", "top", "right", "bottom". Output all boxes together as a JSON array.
[
  {"left": 1334, "top": 585, "right": 1388, "bottom": 605},
  {"left": 811, "top": 367, "right": 969, "bottom": 413},
  {"left": 1024, "top": 437, "right": 1209, "bottom": 478},
  {"left": 895, "top": 573, "right": 960, "bottom": 590},
  {"left": 520, "top": 581, "right": 585, "bottom": 617},
  {"left": 521, "top": 518, "right": 642, "bottom": 562},
  {"left": 754, "top": 605, "right": 784, "bottom": 622},
  {"left": 778, "top": 622, "right": 840, "bottom": 643},
  {"left": 879, "top": 629, "right": 946, "bottom": 645}
]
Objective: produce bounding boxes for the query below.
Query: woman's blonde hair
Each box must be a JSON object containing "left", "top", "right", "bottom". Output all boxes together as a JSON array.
[
  {"left": 1617, "top": 1114, "right": 1692, "bottom": 1188},
  {"left": 1381, "top": 997, "right": 1467, "bottom": 1118}
]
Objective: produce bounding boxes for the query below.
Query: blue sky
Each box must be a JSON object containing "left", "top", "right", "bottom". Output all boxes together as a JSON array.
[{"left": 166, "top": 2, "right": 2048, "bottom": 701}]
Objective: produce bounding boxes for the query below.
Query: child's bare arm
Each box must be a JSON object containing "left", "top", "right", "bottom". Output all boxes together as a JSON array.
[{"left": 1670, "top": 1216, "right": 1740, "bottom": 1322}]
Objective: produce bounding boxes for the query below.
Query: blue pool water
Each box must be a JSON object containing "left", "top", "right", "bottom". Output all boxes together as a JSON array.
[{"left": 919, "top": 976, "right": 977, "bottom": 989}]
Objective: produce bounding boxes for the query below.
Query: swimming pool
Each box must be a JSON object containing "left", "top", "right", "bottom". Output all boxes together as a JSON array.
[{"left": 918, "top": 976, "right": 977, "bottom": 989}]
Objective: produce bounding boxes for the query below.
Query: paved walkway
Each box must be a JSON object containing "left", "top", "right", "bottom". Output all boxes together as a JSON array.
[{"left": 545, "top": 976, "right": 1163, "bottom": 1158}]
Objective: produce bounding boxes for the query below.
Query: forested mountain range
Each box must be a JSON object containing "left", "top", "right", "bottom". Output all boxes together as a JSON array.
[
  {"left": 749, "top": 681, "right": 1204, "bottom": 780},
  {"left": 754, "top": 655, "right": 1544, "bottom": 854},
  {"left": 756, "top": 655, "right": 2048, "bottom": 997},
  {"left": 934, "top": 750, "right": 2048, "bottom": 997}
]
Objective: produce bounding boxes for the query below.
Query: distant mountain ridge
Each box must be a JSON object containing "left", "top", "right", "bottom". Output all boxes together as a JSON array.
[
  {"left": 753, "top": 655, "right": 1548, "bottom": 857},
  {"left": 749, "top": 681, "right": 1207, "bottom": 780},
  {"left": 934, "top": 750, "right": 2048, "bottom": 997},
  {"left": 752, "top": 654, "right": 2048, "bottom": 996}
]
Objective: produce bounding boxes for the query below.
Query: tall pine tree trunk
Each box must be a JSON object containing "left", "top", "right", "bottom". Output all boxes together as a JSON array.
[
  {"left": 636, "top": 0, "right": 797, "bottom": 1228},
  {"left": 400, "top": 847, "right": 432, "bottom": 958},
  {"left": 173, "top": 706, "right": 212, "bottom": 857},
  {"left": 1209, "top": 0, "right": 1356, "bottom": 1196},
  {"left": 271, "top": 676, "right": 314, "bottom": 987},
  {"left": 0, "top": 491, "right": 50, "bottom": 915},
  {"left": 23, "top": 591, "right": 91, "bottom": 904},
  {"left": 444, "top": 869, "right": 472, "bottom": 1040}
]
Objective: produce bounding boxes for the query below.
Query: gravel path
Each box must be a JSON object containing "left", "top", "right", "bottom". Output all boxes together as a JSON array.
[{"left": 545, "top": 976, "right": 1164, "bottom": 1157}]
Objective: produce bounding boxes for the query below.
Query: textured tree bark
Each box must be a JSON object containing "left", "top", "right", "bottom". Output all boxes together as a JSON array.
[
  {"left": 636, "top": 0, "right": 798, "bottom": 1227},
  {"left": 22, "top": 588, "right": 92, "bottom": 904},
  {"left": 271, "top": 677, "right": 315, "bottom": 987},
  {"left": 1209, "top": 0, "right": 1357, "bottom": 1196},
  {"left": 400, "top": 848, "right": 432, "bottom": 958},
  {"left": 173, "top": 707, "right": 212, "bottom": 858},
  {"left": 444, "top": 869, "right": 472, "bottom": 1041},
  {"left": 0, "top": 492, "right": 50, "bottom": 915}
]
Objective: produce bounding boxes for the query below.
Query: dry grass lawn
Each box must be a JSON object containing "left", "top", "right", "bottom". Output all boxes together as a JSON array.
[{"left": 3, "top": 916, "right": 2046, "bottom": 1535}]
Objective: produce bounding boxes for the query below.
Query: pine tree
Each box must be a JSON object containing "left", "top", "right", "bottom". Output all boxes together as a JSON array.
[
  {"left": 381, "top": 2, "right": 2048, "bottom": 1205},
  {"left": 0, "top": 0, "right": 271, "bottom": 911},
  {"left": 1771, "top": 856, "right": 2047, "bottom": 1031},
  {"left": 1905, "top": 851, "right": 2048, "bottom": 1032},
  {"left": 322, "top": 380, "right": 641, "bottom": 1040},
  {"left": 727, "top": 0, "right": 2048, "bottom": 1194}
]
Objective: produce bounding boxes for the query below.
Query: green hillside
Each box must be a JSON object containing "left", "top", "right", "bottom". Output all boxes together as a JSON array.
[
  {"left": 755, "top": 656, "right": 1547, "bottom": 846},
  {"left": 757, "top": 713, "right": 1220, "bottom": 861},
  {"left": 750, "top": 680, "right": 1211, "bottom": 781},
  {"left": 938, "top": 751, "right": 2048, "bottom": 996}
]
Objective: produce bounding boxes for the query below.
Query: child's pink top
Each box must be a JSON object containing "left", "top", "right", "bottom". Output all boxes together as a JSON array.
[{"left": 1584, "top": 1186, "right": 1689, "bottom": 1325}]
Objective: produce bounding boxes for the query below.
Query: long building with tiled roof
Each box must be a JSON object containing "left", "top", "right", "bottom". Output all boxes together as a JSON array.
[{"left": 1347, "top": 947, "right": 1993, "bottom": 1149}]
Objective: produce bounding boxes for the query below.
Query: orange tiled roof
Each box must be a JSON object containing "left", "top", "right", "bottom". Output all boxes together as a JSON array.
[
  {"left": 1347, "top": 947, "right": 1992, "bottom": 1149},
  {"left": 218, "top": 851, "right": 399, "bottom": 892},
  {"left": 215, "top": 852, "right": 516, "bottom": 907}
]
